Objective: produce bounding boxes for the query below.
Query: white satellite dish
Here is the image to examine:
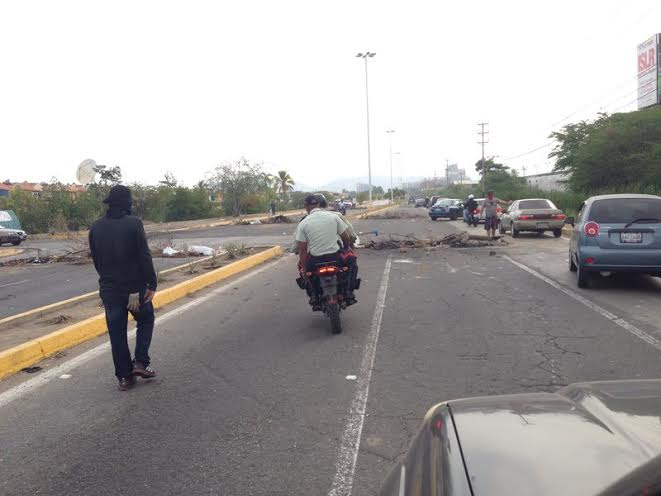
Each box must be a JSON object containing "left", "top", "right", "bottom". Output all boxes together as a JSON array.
[{"left": 76, "top": 159, "right": 97, "bottom": 185}]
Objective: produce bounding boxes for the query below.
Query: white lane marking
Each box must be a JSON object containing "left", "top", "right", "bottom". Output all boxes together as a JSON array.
[
  {"left": 445, "top": 262, "right": 457, "bottom": 273},
  {"left": 345, "top": 375, "right": 357, "bottom": 381},
  {"left": 59, "top": 374, "right": 72, "bottom": 379},
  {"left": 561, "top": 237, "right": 571, "bottom": 241},
  {"left": 398, "top": 465, "right": 406, "bottom": 496},
  {"left": 0, "top": 256, "right": 289, "bottom": 409},
  {"left": 503, "top": 255, "right": 661, "bottom": 353},
  {"left": 328, "top": 255, "right": 393, "bottom": 496},
  {"left": 0, "top": 279, "right": 29, "bottom": 289}
]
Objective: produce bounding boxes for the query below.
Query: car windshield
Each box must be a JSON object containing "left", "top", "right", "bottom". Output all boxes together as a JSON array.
[
  {"left": 519, "top": 200, "right": 554, "bottom": 209},
  {"left": 589, "top": 198, "right": 661, "bottom": 224}
]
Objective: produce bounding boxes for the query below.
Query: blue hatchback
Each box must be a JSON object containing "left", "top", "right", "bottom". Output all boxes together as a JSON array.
[{"left": 568, "top": 194, "right": 661, "bottom": 288}]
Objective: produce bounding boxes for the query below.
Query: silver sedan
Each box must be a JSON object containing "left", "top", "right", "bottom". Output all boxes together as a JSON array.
[{"left": 499, "top": 198, "right": 566, "bottom": 238}]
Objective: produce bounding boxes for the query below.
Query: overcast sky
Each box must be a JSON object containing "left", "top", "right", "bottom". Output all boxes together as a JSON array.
[{"left": 0, "top": 0, "right": 659, "bottom": 188}]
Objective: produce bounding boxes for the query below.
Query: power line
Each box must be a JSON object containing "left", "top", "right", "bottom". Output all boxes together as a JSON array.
[{"left": 502, "top": 87, "right": 659, "bottom": 163}]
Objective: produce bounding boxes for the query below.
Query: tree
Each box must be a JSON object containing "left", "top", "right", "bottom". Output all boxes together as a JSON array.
[
  {"left": 208, "top": 157, "right": 266, "bottom": 216},
  {"left": 549, "top": 107, "right": 661, "bottom": 191},
  {"left": 276, "top": 170, "right": 295, "bottom": 198},
  {"left": 93, "top": 164, "right": 122, "bottom": 186}
]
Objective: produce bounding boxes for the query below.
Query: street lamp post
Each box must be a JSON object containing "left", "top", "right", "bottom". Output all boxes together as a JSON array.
[
  {"left": 386, "top": 129, "right": 395, "bottom": 204},
  {"left": 356, "top": 52, "right": 376, "bottom": 204}
]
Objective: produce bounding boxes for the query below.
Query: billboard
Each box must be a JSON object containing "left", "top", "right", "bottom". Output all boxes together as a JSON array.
[{"left": 637, "top": 34, "right": 660, "bottom": 109}]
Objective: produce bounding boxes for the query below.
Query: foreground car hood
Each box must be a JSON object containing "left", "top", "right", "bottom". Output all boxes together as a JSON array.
[{"left": 379, "top": 379, "right": 661, "bottom": 496}]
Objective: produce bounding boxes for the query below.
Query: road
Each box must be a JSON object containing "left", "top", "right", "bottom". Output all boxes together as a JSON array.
[
  {"left": 1, "top": 207, "right": 661, "bottom": 495},
  {"left": 0, "top": 208, "right": 380, "bottom": 319}
]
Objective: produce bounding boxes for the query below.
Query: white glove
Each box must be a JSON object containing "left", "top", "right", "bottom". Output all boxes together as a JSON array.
[{"left": 127, "top": 293, "right": 141, "bottom": 312}]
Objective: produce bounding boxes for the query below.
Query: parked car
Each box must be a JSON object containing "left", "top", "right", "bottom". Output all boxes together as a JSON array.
[
  {"left": 568, "top": 194, "right": 661, "bottom": 288},
  {"left": 472, "top": 198, "right": 503, "bottom": 224},
  {"left": 408, "top": 196, "right": 416, "bottom": 205},
  {"left": 379, "top": 379, "right": 661, "bottom": 496},
  {"left": 414, "top": 198, "right": 427, "bottom": 208},
  {"left": 0, "top": 226, "right": 27, "bottom": 246},
  {"left": 429, "top": 198, "right": 463, "bottom": 221},
  {"left": 499, "top": 198, "right": 566, "bottom": 238}
]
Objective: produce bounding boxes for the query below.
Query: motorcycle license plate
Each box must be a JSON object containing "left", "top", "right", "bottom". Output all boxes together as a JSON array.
[
  {"left": 620, "top": 232, "right": 642, "bottom": 243},
  {"left": 536, "top": 222, "right": 549, "bottom": 229}
]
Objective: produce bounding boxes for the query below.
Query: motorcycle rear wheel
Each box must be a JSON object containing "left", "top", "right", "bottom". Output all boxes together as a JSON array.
[{"left": 327, "top": 302, "right": 342, "bottom": 334}]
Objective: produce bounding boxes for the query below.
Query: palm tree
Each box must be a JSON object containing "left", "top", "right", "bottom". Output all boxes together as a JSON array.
[{"left": 276, "top": 171, "right": 295, "bottom": 198}]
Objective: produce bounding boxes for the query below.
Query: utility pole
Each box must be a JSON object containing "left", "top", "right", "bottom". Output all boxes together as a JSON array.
[
  {"left": 445, "top": 159, "right": 449, "bottom": 187},
  {"left": 356, "top": 52, "right": 376, "bottom": 204},
  {"left": 477, "top": 122, "right": 489, "bottom": 191},
  {"left": 386, "top": 129, "right": 395, "bottom": 204},
  {"left": 522, "top": 165, "right": 527, "bottom": 177}
]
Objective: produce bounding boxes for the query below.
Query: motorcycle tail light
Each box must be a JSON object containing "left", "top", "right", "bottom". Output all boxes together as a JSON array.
[{"left": 318, "top": 266, "right": 338, "bottom": 274}]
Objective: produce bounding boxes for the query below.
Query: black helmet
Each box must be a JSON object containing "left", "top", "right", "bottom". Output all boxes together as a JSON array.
[{"left": 304, "top": 193, "right": 327, "bottom": 208}]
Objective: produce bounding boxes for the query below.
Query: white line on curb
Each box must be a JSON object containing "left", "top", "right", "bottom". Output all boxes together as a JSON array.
[
  {"left": 328, "top": 255, "right": 393, "bottom": 496},
  {"left": 0, "top": 256, "right": 289, "bottom": 409},
  {"left": 503, "top": 254, "right": 661, "bottom": 353}
]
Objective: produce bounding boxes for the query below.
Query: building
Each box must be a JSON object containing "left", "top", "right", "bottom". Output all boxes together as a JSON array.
[
  {"left": 446, "top": 164, "right": 467, "bottom": 184},
  {"left": 525, "top": 172, "right": 569, "bottom": 192},
  {"left": 356, "top": 183, "right": 371, "bottom": 193},
  {"left": 0, "top": 184, "right": 10, "bottom": 198}
]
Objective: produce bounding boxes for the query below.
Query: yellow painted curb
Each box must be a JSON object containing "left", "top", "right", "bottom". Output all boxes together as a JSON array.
[
  {"left": 0, "top": 256, "right": 213, "bottom": 330},
  {"left": 0, "top": 246, "right": 283, "bottom": 381}
]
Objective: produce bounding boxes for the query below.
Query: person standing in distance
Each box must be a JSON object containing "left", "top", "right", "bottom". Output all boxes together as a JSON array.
[
  {"left": 483, "top": 189, "right": 499, "bottom": 238},
  {"left": 89, "top": 185, "right": 158, "bottom": 391}
]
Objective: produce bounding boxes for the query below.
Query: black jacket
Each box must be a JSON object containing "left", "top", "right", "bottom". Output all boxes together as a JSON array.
[
  {"left": 465, "top": 198, "right": 478, "bottom": 211},
  {"left": 89, "top": 208, "right": 157, "bottom": 300}
]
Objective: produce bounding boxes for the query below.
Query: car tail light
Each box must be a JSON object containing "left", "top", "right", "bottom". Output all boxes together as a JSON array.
[
  {"left": 584, "top": 221, "right": 599, "bottom": 237},
  {"left": 552, "top": 214, "right": 566, "bottom": 220},
  {"left": 519, "top": 214, "right": 533, "bottom": 220},
  {"left": 586, "top": 257, "right": 595, "bottom": 264},
  {"left": 317, "top": 266, "right": 337, "bottom": 275}
]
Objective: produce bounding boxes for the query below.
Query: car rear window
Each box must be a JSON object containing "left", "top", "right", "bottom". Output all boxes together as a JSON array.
[
  {"left": 589, "top": 198, "right": 661, "bottom": 224},
  {"left": 519, "top": 200, "right": 553, "bottom": 209},
  {"left": 436, "top": 199, "right": 453, "bottom": 206}
]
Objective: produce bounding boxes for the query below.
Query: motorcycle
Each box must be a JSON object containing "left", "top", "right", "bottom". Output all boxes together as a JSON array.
[{"left": 297, "top": 257, "right": 359, "bottom": 334}]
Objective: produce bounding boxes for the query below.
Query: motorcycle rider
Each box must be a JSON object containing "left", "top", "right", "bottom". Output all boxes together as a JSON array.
[
  {"left": 464, "top": 194, "right": 478, "bottom": 225},
  {"left": 295, "top": 194, "right": 358, "bottom": 306}
]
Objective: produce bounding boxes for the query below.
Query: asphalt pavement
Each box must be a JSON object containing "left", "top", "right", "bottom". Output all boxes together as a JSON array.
[{"left": 1, "top": 207, "right": 661, "bottom": 495}]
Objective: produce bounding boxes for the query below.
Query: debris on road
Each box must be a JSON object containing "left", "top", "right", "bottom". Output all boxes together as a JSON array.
[
  {"left": 188, "top": 245, "right": 216, "bottom": 256},
  {"left": 162, "top": 246, "right": 182, "bottom": 257},
  {"left": 365, "top": 232, "right": 507, "bottom": 250},
  {"left": 263, "top": 215, "right": 293, "bottom": 224}
]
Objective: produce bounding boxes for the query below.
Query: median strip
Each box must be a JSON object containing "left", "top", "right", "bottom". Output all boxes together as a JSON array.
[{"left": 0, "top": 246, "right": 283, "bottom": 381}]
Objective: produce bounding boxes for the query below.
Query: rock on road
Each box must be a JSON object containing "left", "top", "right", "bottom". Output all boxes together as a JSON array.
[{"left": 1, "top": 208, "right": 661, "bottom": 495}]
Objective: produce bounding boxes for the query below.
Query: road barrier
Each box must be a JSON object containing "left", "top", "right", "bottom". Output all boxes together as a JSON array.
[{"left": 0, "top": 246, "right": 283, "bottom": 381}]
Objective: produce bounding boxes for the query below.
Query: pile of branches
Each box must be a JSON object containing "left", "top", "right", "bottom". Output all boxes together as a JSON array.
[
  {"left": 262, "top": 215, "right": 293, "bottom": 224},
  {"left": 366, "top": 232, "right": 507, "bottom": 250}
]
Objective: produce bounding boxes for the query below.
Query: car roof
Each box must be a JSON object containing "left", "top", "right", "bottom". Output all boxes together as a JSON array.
[
  {"left": 516, "top": 198, "right": 552, "bottom": 202},
  {"left": 412, "top": 379, "right": 661, "bottom": 496},
  {"left": 586, "top": 193, "right": 661, "bottom": 203}
]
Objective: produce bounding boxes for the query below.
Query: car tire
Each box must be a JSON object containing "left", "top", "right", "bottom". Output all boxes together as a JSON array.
[
  {"left": 430, "top": 217, "right": 437, "bottom": 221},
  {"left": 553, "top": 229, "right": 562, "bottom": 238},
  {"left": 498, "top": 222, "right": 505, "bottom": 235},
  {"left": 511, "top": 224, "right": 520, "bottom": 238},
  {"left": 450, "top": 216, "right": 457, "bottom": 221},
  {"left": 11, "top": 240, "right": 21, "bottom": 246},
  {"left": 569, "top": 250, "right": 577, "bottom": 272},
  {"left": 577, "top": 262, "right": 590, "bottom": 288}
]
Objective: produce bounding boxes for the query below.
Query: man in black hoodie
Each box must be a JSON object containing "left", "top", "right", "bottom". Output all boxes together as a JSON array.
[{"left": 89, "top": 185, "right": 158, "bottom": 391}]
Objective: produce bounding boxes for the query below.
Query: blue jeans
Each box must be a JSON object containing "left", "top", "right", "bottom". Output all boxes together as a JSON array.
[{"left": 103, "top": 295, "right": 155, "bottom": 379}]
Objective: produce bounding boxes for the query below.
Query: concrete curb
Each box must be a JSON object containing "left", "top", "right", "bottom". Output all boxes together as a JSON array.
[
  {"left": 0, "top": 246, "right": 283, "bottom": 381},
  {"left": 0, "top": 256, "right": 214, "bottom": 330}
]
